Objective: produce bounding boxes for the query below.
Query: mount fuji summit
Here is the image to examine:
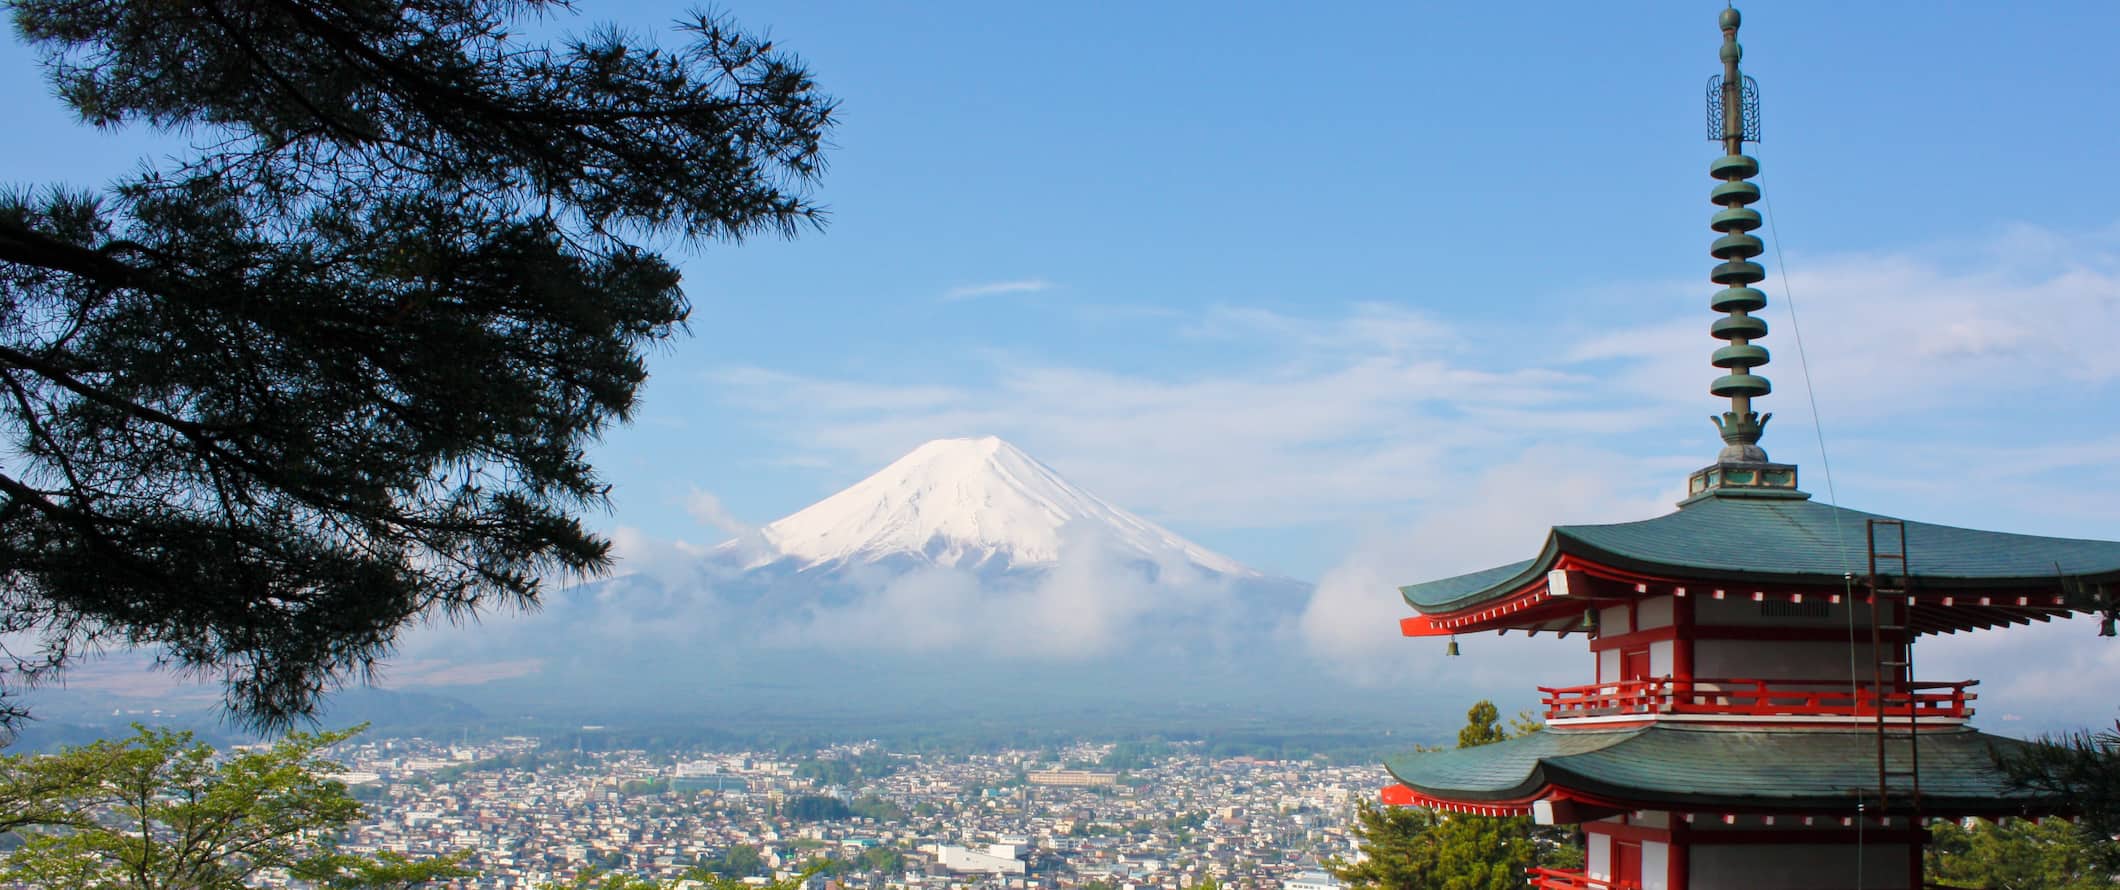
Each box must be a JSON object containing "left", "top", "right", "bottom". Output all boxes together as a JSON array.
[{"left": 733, "top": 435, "right": 1258, "bottom": 579}]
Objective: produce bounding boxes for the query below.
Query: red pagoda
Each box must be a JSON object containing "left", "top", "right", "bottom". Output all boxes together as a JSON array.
[{"left": 1380, "top": 8, "right": 2120, "bottom": 890}]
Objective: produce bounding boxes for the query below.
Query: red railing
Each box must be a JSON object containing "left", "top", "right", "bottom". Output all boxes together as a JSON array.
[
  {"left": 1528, "top": 867, "right": 1640, "bottom": 890},
  {"left": 1539, "top": 677, "right": 1975, "bottom": 721}
]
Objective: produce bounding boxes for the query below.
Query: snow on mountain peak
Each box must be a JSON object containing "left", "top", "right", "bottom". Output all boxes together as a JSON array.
[{"left": 755, "top": 436, "right": 1255, "bottom": 576}]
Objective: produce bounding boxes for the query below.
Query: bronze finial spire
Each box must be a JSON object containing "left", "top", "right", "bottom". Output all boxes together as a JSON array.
[
  {"left": 1706, "top": 6, "right": 1770, "bottom": 461},
  {"left": 1685, "top": 6, "right": 1803, "bottom": 502}
]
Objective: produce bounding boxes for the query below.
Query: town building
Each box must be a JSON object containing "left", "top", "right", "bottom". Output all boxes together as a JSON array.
[
  {"left": 1027, "top": 770, "right": 1119, "bottom": 787},
  {"left": 1379, "top": 8, "right": 2120, "bottom": 890},
  {"left": 934, "top": 842, "right": 1029, "bottom": 875}
]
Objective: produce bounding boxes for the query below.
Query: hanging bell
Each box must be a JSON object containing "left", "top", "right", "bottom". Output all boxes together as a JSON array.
[
  {"left": 1581, "top": 609, "right": 1600, "bottom": 633},
  {"left": 1445, "top": 636, "right": 1461, "bottom": 657}
]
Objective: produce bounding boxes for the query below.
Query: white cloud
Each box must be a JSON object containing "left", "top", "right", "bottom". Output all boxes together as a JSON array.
[
  {"left": 1296, "top": 447, "right": 1676, "bottom": 679},
  {"left": 682, "top": 488, "right": 773, "bottom": 562},
  {"left": 759, "top": 521, "right": 1233, "bottom": 660},
  {"left": 1921, "top": 616, "right": 2120, "bottom": 735},
  {"left": 706, "top": 223, "right": 2119, "bottom": 540},
  {"left": 1586, "top": 222, "right": 2120, "bottom": 420},
  {"left": 678, "top": 222, "right": 2120, "bottom": 722},
  {"left": 942, "top": 279, "right": 1053, "bottom": 301}
]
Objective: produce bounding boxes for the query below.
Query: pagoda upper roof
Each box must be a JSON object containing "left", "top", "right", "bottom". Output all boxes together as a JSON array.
[
  {"left": 1384, "top": 724, "right": 2058, "bottom": 818},
  {"left": 1402, "top": 490, "right": 2120, "bottom": 616}
]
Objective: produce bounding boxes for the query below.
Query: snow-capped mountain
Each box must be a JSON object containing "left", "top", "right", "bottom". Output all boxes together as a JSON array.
[
  {"left": 736, "top": 436, "right": 1257, "bottom": 578},
  {"left": 314, "top": 435, "right": 1328, "bottom": 726}
]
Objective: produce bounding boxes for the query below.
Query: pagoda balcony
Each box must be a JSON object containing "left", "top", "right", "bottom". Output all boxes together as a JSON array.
[
  {"left": 1528, "top": 867, "right": 1639, "bottom": 890},
  {"left": 1539, "top": 677, "right": 1976, "bottom": 724}
]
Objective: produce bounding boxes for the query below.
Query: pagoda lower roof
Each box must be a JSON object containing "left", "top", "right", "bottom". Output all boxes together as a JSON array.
[
  {"left": 1384, "top": 724, "right": 2057, "bottom": 818},
  {"left": 1402, "top": 490, "right": 2120, "bottom": 615}
]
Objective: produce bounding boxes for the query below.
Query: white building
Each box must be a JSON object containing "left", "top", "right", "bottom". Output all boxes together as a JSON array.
[
  {"left": 1284, "top": 869, "right": 1341, "bottom": 890},
  {"left": 936, "top": 843, "right": 1028, "bottom": 876}
]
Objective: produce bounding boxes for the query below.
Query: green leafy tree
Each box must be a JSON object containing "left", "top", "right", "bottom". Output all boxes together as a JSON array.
[
  {"left": 711, "top": 843, "right": 766, "bottom": 878},
  {"left": 0, "top": 724, "right": 470, "bottom": 889},
  {"left": 1332, "top": 701, "right": 1581, "bottom": 890},
  {"left": 859, "top": 845, "right": 905, "bottom": 874},
  {"left": 1999, "top": 725, "right": 2120, "bottom": 835},
  {"left": 1983, "top": 723, "right": 2120, "bottom": 881},
  {"left": 1926, "top": 817, "right": 2111, "bottom": 889},
  {"left": 1456, "top": 701, "right": 1508, "bottom": 749},
  {"left": 0, "top": 0, "right": 834, "bottom": 730}
]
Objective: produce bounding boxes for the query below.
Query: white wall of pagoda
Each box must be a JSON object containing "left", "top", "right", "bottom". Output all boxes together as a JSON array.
[{"left": 1640, "top": 841, "right": 1670, "bottom": 890}]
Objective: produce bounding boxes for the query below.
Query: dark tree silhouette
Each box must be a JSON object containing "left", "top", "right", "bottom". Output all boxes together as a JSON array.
[{"left": 0, "top": 0, "right": 834, "bottom": 729}]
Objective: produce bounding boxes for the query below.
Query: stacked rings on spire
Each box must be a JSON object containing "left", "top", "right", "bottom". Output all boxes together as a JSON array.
[{"left": 1707, "top": 153, "right": 1770, "bottom": 400}]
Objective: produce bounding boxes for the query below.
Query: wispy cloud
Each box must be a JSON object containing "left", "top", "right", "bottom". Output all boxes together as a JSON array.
[
  {"left": 690, "top": 223, "right": 2120, "bottom": 720},
  {"left": 942, "top": 279, "right": 1053, "bottom": 301}
]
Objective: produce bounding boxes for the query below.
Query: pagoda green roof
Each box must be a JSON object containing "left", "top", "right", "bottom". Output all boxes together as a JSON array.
[
  {"left": 1385, "top": 724, "right": 2057, "bottom": 816},
  {"left": 1401, "top": 491, "right": 2120, "bottom": 614}
]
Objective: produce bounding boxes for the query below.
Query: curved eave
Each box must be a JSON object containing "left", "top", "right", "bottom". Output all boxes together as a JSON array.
[
  {"left": 1400, "top": 496, "right": 2120, "bottom": 625},
  {"left": 1399, "top": 537, "right": 1562, "bottom": 615},
  {"left": 1382, "top": 726, "right": 2066, "bottom": 819}
]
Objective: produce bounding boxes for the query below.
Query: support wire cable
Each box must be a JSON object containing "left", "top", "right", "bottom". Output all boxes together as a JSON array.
[{"left": 1758, "top": 164, "right": 1871, "bottom": 890}]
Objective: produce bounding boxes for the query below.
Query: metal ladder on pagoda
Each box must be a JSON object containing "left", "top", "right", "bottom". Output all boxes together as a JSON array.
[{"left": 1866, "top": 518, "right": 1922, "bottom": 820}]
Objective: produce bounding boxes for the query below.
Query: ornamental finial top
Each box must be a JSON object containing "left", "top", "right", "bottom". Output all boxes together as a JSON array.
[
  {"left": 1686, "top": 5, "right": 1799, "bottom": 501},
  {"left": 1703, "top": 6, "right": 1770, "bottom": 461}
]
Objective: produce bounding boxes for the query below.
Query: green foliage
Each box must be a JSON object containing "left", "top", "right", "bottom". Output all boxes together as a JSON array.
[
  {"left": 1927, "top": 817, "right": 2112, "bottom": 889},
  {"left": 1101, "top": 739, "right": 1172, "bottom": 771},
  {"left": 299, "top": 850, "right": 479, "bottom": 890},
  {"left": 793, "top": 750, "right": 895, "bottom": 788},
  {"left": 859, "top": 845, "right": 906, "bottom": 874},
  {"left": 1995, "top": 723, "right": 2120, "bottom": 873},
  {"left": 849, "top": 794, "right": 906, "bottom": 822},
  {"left": 544, "top": 873, "right": 670, "bottom": 890},
  {"left": 1332, "top": 803, "right": 1453, "bottom": 889},
  {"left": 1456, "top": 701, "right": 1508, "bottom": 749},
  {"left": 0, "top": 0, "right": 834, "bottom": 729},
  {"left": 619, "top": 778, "right": 670, "bottom": 797},
  {"left": 1332, "top": 700, "right": 1580, "bottom": 890},
  {"left": 785, "top": 794, "right": 853, "bottom": 821},
  {"left": 0, "top": 724, "right": 469, "bottom": 889},
  {"left": 704, "top": 843, "right": 765, "bottom": 878}
]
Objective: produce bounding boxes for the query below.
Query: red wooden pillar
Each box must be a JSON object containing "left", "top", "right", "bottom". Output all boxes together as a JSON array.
[
  {"left": 1668, "top": 820, "right": 1689, "bottom": 890},
  {"left": 1673, "top": 593, "right": 1695, "bottom": 682}
]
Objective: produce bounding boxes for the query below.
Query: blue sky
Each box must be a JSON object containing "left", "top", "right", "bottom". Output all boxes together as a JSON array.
[
  {"left": 571, "top": 1, "right": 2119, "bottom": 578},
  {"left": 6, "top": 3, "right": 2119, "bottom": 700}
]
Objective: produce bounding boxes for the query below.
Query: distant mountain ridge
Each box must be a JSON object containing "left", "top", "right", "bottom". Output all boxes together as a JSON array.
[{"left": 728, "top": 436, "right": 1257, "bottom": 578}]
